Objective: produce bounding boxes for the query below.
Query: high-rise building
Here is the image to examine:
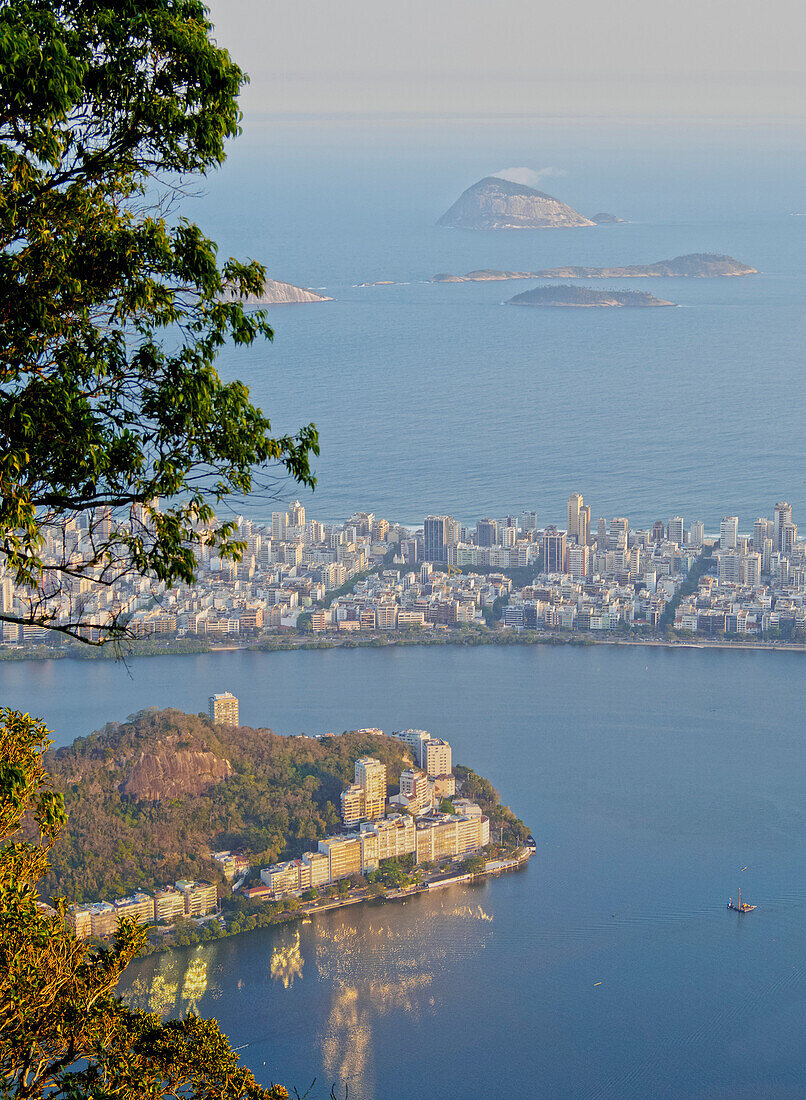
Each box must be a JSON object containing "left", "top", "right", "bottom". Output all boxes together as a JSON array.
[
  {"left": 774, "top": 502, "right": 792, "bottom": 551},
  {"left": 288, "top": 500, "right": 306, "bottom": 527},
  {"left": 597, "top": 517, "right": 608, "bottom": 550},
  {"left": 567, "top": 493, "right": 583, "bottom": 542},
  {"left": 782, "top": 522, "right": 798, "bottom": 556},
  {"left": 652, "top": 520, "right": 666, "bottom": 544},
  {"left": 476, "top": 518, "right": 498, "bottom": 547},
  {"left": 668, "top": 517, "right": 684, "bottom": 545},
  {"left": 209, "top": 692, "right": 239, "bottom": 726},
  {"left": 579, "top": 505, "right": 591, "bottom": 547},
  {"left": 719, "top": 516, "right": 738, "bottom": 550},
  {"left": 423, "top": 515, "right": 458, "bottom": 563},
  {"left": 521, "top": 511, "right": 538, "bottom": 533},
  {"left": 566, "top": 544, "right": 589, "bottom": 580},
  {"left": 609, "top": 517, "right": 629, "bottom": 552},
  {"left": 355, "top": 757, "right": 387, "bottom": 820},
  {"left": 271, "top": 511, "right": 288, "bottom": 542},
  {"left": 690, "top": 521, "right": 705, "bottom": 547},
  {"left": 422, "top": 738, "right": 452, "bottom": 778},
  {"left": 542, "top": 526, "right": 567, "bottom": 574}
]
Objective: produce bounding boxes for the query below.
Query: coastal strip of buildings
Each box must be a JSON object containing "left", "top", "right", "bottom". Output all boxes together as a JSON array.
[
  {"left": 6, "top": 495, "right": 804, "bottom": 645},
  {"left": 67, "top": 879, "right": 217, "bottom": 941}
]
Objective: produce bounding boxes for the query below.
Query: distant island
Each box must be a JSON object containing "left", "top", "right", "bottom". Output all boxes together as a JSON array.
[
  {"left": 243, "top": 278, "right": 333, "bottom": 305},
  {"left": 432, "top": 254, "right": 757, "bottom": 283},
  {"left": 590, "top": 212, "right": 624, "bottom": 224},
  {"left": 508, "top": 285, "right": 676, "bottom": 308},
  {"left": 437, "top": 176, "right": 598, "bottom": 229}
]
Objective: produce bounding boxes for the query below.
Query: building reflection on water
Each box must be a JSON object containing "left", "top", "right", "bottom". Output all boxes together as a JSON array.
[
  {"left": 124, "top": 947, "right": 212, "bottom": 1019},
  {"left": 122, "top": 893, "right": 494, "bottom": 1100},
  {"left": 270, "top": 928, "right": 304, "bottom": 989},
  {"left": 314, "top": 897, "right": 494, "bottom": 1095}
]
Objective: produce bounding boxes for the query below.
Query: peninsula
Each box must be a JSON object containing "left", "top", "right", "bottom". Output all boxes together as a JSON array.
[
  {"left": 50, "top": 710, "right": 531, "bottom": 952},
  {"left": 432, "top": 253, "right": 756, "bottom": 283},
  {"left": 243, "top": 278, "right": 333, "bottom": 305},
  {"left": 438, "top": 176, "right": 596, "bottom": 229},
  {"left": 507, "top": 286, "right": 676, "bottom": 308}
]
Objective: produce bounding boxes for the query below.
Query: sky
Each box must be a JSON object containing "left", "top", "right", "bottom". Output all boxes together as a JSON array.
[{"left": 207, "top": 0, "right": 805, "bottom": 121}]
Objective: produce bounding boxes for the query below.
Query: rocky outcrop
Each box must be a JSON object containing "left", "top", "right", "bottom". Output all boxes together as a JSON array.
[
  {"left": 508, "top": 285, "right": 675, "bottom": 308},
  {"left": 437, "top": 176, "right": 595, "bottom": 229},
  {"left": 590, "top": 212, "right": 623, "bottom": 224},
  {"left": 244, "top": 279, "right": 333, "bottom": 304},
  {"left": 432, "top": 254, "right": 756, "bottom": 283},
  {"left": 120, "top": 747, "right": 232, "bottom": 802}
]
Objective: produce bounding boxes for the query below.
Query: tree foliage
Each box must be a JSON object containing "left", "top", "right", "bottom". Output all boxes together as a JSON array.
[
  {"left": 0, "top": 708, "right": 290, "bottom": 1098},
  {"left": 0, "top": 0, "right": 318, "bottom": 644},
  {"left": 42, "top": 710, "right": 412, "bottom": 902}
]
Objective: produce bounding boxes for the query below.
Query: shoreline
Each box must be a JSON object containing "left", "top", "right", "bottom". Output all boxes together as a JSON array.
[
  {"left": 7, "top": 630, "right": 806, "bottom": 665},
  {"left": 142, "top": 850, "right": 532, "bottom": 959}
]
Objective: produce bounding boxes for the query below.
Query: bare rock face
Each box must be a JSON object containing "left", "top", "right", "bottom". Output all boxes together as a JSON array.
[
  {"left": 245, "top": 279, "right": 333, "bottom": 304},
  {"left": 438, "top": 177, "right": 595, "bottom": 229},
  {"left": 121, "top": 748, "right": 232, "bottom": 802}
]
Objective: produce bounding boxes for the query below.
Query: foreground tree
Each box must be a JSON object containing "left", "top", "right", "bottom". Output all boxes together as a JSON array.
[
  {"left": 0, "top": 709, "right": 289, "bottom": 1098},
  {"left": 0, "top": 0, "right": 318, "bottom": 644}
]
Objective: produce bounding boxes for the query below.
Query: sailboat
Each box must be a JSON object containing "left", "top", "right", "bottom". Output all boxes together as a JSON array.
[{"left": 727, "top": 887, "right": 756, "bottom": 913}]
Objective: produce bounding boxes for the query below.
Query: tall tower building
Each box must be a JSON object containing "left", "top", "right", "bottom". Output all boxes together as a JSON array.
[
  {"left": 209, "top": 692, "right": 239, "bottom": 726},
  {"left": 782, "top": 522, "right": 798, "bottom": 556},
  {"left": 668, "top": 517, "right": 684, "bottom": 545},
  {"left": 424, "top": 515, "right": 458, "bottom": 563},
  {"left": 580, "top": 505, "right": 591, "bottom": 547},
  {"left": 521, "top": 510, "right": 538, "bottom": 533},
  {"left": 355, "top": 757, "right": 387, "bottom": 820},
  {"left": 720, "top": 516, "right": 738, "bottom": 550},
  {"left": 475, "top": 518, "right": 498, "bottom": 547},
  {"left": 609, "top": 517, "right": 629, "bottom": 552},
  {"left": 567, "top": 493, "right": 583, "bottom": 543},
  {"left": 597, "top": 517, "right": 608, "bottom": 550},
  {"left": 288, "top": 500, "right": 306, "bottom": 527},
  {"left": 774, "top": 502, "right": 792, "bottom": 550},
  {"left": 542, "top": 527, "right": 567, "bottom": 573},
  {"left": 753, "top": 519, "right": 768, "bottom": 550},
  {"left": 690, "top": 521, "right": 705, "bottom": 547},
  {"left": 271, "top": 511, "right": 288, "bottom": 542}
]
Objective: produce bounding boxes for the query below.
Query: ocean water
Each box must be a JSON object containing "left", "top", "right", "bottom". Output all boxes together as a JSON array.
[
  {"left": 186, "top": 118, "right": 806, "bottom": 530},
  {"left": 11, "top": 643, "right": 806, "bottom": 1099}
]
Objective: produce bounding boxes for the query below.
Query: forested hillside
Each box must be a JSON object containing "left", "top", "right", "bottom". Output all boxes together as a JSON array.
[{"left": 42, "top": 709, "right": 411, "bottom": 902}]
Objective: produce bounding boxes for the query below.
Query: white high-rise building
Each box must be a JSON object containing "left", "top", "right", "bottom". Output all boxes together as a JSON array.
[
  {"left": 668, "top": 516, "right": 684, "bottom": 545},
  {"left": 719, "top": 516, "right": 738, "bottom": 550},
  {"left": 208, "top": 692, "right": 239, "bottom": 726},
  {"left": 567, "top": 493, "right": 583, "bottom": 543},
  {"left": 690, "top": 521, "right": 705, "bottom": 547},
  {"left": 774, "top": 502, "right": 792, "bottom": 551}
]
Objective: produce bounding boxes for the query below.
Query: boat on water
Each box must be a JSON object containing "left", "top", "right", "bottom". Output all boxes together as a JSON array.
[{"left": 727, "top": 888, "right": 756, "bottom": 913}]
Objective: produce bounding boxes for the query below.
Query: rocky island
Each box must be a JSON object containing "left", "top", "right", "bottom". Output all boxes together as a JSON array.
[
  {"left": 508, "top": 285, "right": 675, "bottom": 308},
  {"left": 433, "top": 253, "right": 756, "bottom": 283},
  {"left": 242, "top": 278, "right": 333, "bottom": 305},
  {"left": 438, "top": 176, "right": 596, "bottom": 229}
]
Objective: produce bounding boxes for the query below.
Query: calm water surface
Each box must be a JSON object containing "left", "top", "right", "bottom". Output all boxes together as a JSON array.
[{"left": 7, "top": 645, "right": 806, "bottom": 1098}]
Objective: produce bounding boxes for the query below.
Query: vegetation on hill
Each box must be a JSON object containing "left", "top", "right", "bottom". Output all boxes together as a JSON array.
[
  {"left": 508, "top": 285, "right": 674, "bottom": 307},
  {"left": 43, "top": 710, "right": 412, "bottom": 902},
  {"left": 2, "top": 709, "right": 287, "bottom": 1099}
]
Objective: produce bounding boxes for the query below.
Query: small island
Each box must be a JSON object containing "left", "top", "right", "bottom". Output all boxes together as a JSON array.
[
  {"left": 590, "top": 212, "right": 624, "bottom": 224},
  {"left": 432, "top": 253, "right": 756, "bottom": 283},
  {"left": 507, "top": 285, "right": 676, "bottom": 308},
  {"left": 243, "top": 278, "right": 333, "bottom": 305},
  {"left": 48, "top": 709, "right": 531, "bottom": 953},
  {"left": 438, "top": 176, "right": 595, "bottom": 230}
]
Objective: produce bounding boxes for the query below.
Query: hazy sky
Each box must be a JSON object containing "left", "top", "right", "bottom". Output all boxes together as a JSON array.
[{"left": 208, "top": 0, "right": 805, "bottom": 120}]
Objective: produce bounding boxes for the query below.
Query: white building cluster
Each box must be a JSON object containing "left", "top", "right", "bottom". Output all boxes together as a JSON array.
[
  {"left": 66, "top": 879, "right": 218, "bottom": 940},
  {"left": 255, "top": 734, "right": 489, "bottom": 900}
]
